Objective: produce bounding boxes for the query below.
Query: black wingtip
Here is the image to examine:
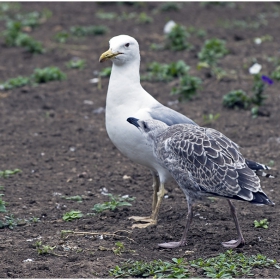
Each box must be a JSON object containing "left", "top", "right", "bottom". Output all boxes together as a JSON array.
[{"left": 127, "top": 117, "right": 140, "bottom": 128}]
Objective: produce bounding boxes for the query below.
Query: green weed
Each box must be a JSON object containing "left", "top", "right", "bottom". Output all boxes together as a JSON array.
[
  {"left": 54, "top": 31, "right": 69, "bottom": 43},
  {"left": 165, "top": 24, "right": 191, "bottom": 51},
  {"left": 0, "top": 76, "right": 30, "bottom": 90},
  {"left": 0, "top": 194, "right": 7, "bottom": 212},
  {"left": 0, "top": 169, "right": 21, "bottom": 178},
  {"left": 142, "top": 60, "right": 190, "bottom": 82},
  {"left": 159, "top": 2, "right": 182, "bottom": 12},
  {"left": 254, "top": 218, "right": 269, "bottom": 229},
  {"left": 171, "top": 74, "right": 202, "bottom": 101},
  {"left": 34, "top": 241, "right": 55, "bottom": 255},
  {"left": 96, "top": 11, "right": 117, "bottom": 20},
  {"left": 70, "top": 25, "right": 108, "bottom": 37},
  {"left": 0, "top": 214, "right": 22, "bottom": 229},
  {"left": 110, "top": 258, "right": 189, "bottom": 278},
  {"left": 99, "top": 67, "right": 112, "bottom": 77},
  {"left": 0, "top": 186, "right": 4, "bottom": 191},
  {"left": 223, "top": 90, "right": 251, "bottom": 109},
  {"left": 92, "top": 194, "right": 135, "bottom": 213},
  {"left": 66, "top": 59, "right": 86, "bottom": 70},
  {"left": 191, "top": 250, "right": 277, "bottom": 278},
  {"left": 198, "top": 38, "right": 228, "bottom": 66},
  {"left": 31, "top": 66, "right": 66, "bottom": 83},
  {"left": 3, "top": 21, "right": 44, "bottom": 53},
  {"left": 202, "top": 113, "right": 220, "bottom": 124},
  {"left": 113, "top": 241, "right": 125, "bottom": 256},
  {"left": 271, "top": 65, "right": 280, "bottom": 81},
  {"left": 137, "top": 12, "right": 153, "bottom": 24},
  {"left": 62, "top": 210, "right": 83, "bottom": 221}
]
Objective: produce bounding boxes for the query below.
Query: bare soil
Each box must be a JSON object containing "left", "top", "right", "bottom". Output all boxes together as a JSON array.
[{"left": 0, "top": 2, "right": 280, "bottom": 278}]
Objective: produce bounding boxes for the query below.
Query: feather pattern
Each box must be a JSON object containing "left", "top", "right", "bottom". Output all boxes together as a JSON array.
[{"left": 153, "top": 124, "right": 272, "bottom": 204}]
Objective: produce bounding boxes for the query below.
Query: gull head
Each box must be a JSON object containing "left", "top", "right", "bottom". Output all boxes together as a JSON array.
[
  {"left": 127, "top": 117, "right": 168, "bottom": 143},
  {"left": 99, "top": 35, "right": 140, "bottom": 66}
]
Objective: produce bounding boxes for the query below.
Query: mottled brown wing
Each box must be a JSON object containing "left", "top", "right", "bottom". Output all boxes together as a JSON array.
[{"left": 155, "top": 124, "right": 260, "bottom": 199}]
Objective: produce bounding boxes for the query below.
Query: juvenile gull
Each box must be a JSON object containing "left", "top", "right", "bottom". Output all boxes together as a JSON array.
[
  {"left": 99, "top": 35, "right": 273, "bottom": 228},
  {"left": 127, "top": 117, "right": 274, "bottom": 248}
]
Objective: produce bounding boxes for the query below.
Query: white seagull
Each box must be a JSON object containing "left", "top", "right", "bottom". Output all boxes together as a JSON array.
[
  {"left": 99, "top": 35, "right": 273, "bottom": 228},
  {"left": 127, "top": 117, "right": 274, "bottom": 248}
]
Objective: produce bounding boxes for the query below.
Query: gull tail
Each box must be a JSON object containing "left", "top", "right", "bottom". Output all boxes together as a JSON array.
[{"left": 245, "top": 159, "right": 274, "bottom": 178}]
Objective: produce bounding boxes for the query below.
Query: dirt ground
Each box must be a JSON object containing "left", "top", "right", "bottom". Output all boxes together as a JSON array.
[{"left": 0, "top": 2, "right": 280, "bottom": 278}]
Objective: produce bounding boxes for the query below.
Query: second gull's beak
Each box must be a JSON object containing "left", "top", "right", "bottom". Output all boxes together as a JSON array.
[{"left": 99, "top": 49, "right": 121, "bottom": 63}]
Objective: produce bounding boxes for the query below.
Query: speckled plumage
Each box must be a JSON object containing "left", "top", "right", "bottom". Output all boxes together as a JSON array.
[
  {"left": 153, "top": 124, "right": 270, "bottom": 204},
  {"left": 127, "top": 117, "right": 274, "bottom": 248}
]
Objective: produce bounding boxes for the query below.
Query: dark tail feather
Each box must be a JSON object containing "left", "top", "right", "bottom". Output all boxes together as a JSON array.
[
  {"left": 245, "top": 159, "right": 274, "bottom": 178},
  {"left": 251, "top": 192, "right": 275, "bottom": 206}
]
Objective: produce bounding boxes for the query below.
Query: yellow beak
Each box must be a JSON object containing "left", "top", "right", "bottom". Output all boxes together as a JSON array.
[{"left": 99, "top": 49, "right": 121, "bottom": 63}]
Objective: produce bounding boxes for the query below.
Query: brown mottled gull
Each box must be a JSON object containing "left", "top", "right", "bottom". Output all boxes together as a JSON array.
[{"left": 127, "top": 117, "right": 274, "bottom": 248}]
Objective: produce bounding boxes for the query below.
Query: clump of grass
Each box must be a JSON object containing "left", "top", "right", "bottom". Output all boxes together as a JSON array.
[
  {"left": 171, "top": 74, "right": 202, "bottom": 101},
  {"left": 110, "top": 257, "right": 189, "bottom": 278},
  {"left": 254, "top": 218, "right": 269, "bottom": 229},
  {"left": 142, "top": 60, "right": 190, "bottom": 82},
  {"left": 70, "top": 25, "right": 108, "bottom": 37},
  {"left": 62, "top": 210, "right": 83, "bottom": 221},
  {"left": 165, "top": 24, "right": 192, "bottom": 51},
  {"left": 0, "top": 169, "right": 21, "bottom": 178},
  {"left": 31, "top": 66, "right": 66, "bottom": 83},
  {"left": 66, "top": 58, "right": 86, "bottom": 70},
  {"left": 92, "top": 194, "right": 135, "bottom": 213},
  {"left": 198, "top": 38, "right": 228, "bottom": 66}
]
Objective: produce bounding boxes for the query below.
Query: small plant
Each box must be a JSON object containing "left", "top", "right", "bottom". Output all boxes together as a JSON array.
[
  {"left": 223, "top": 89, "right": 251, "bottom": 109},
  {"left": 54, "top": 31, "right": 69, "bottom": 43},
  {"left": 136, "top": 12, "right": 153, "bottom": 24},
  {"left": 110, "top": 258, "right": 190, "bottom": 278},
  {"left": 254, "top": 218, "right": 269, "bottom": 229},
  {"left": 70, "top": 25, "right": 108, "bottom": 37},
  {"left": 62, "top": 210, "right": 83, "bottom": 221},
  {"left": 190, "top": 249, "right": 277, "bottom": 278},
  {"left": 159, "top": 2, "right": 181, "bottom": 11},
  {"left": 203, "top": 113, "right": 220, "bottom": 124},
  {"left": 91, "top": 194, "right": 135, "bottom": 213},
  {"left": 171, "top": 74, "right": 202, "bottom": 101},
  {"left": 66, "top": 59, "right": 86, "bottom": 70},
  {"left": 0, "top": 76, "right": 30, "bottom": 90},
  {"left": 0, "top": 169, "right": 21, "bottom": 178},
  {"left": 271, "top": 65, "right": 280, "bottom": 81},
  {"left": 99, "top": 67, "right": 112, "bottom": 77},
  {"left": 96, "top": 11, "right": 117, "bottom": 20},
  {"left": 113, "top": 241, "right": 125, "bottom": 256},
  {"left": 142, "top": 60, "right": 190, "bottom": 82},
  {"left": 3, "top": 21, "right": 44, "bottom": 53},
  {"left": 62, "top": 195, "right": 83, "bottom": 202},
  {"left": 34, "top": 241, "right": 55, "bottom": 255},
  {"left": 31, "top": 66, "right": 66, "bottom": 83},
  {"left": 0, "top": 214, "right": 21, "bottom": 229},
  {"left": 0, "top": 194, "right": 7, "bottom": 212},
  {"left": 165, "top": 24, "right": 191, "bottom": 51},
  {"left": 198, "top": 38, "right": 228, "bottom": 66}
]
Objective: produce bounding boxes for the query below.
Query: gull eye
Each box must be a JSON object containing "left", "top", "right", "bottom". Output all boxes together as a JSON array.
[
  {"left": 125, "top": 43, "right": 130, "bottom": 48},
  {"left": 143, "top": 122, "right": 148, "bottom": 130}
]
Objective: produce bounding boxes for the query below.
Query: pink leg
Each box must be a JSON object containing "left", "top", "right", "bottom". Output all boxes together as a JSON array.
[
  {"left": 158, "top": 203, "right": 193, "bottom": 249},
  {"left": 221, "top": 199, "right": 245, "bottom": 248}
]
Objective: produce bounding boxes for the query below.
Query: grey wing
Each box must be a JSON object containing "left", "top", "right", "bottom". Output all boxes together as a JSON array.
[
  {"left": 149, "top": 104, "right": 197, "bottom": 126},
  {"left": 156, "top": 125, "right": 262, "bottom": 201}
]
